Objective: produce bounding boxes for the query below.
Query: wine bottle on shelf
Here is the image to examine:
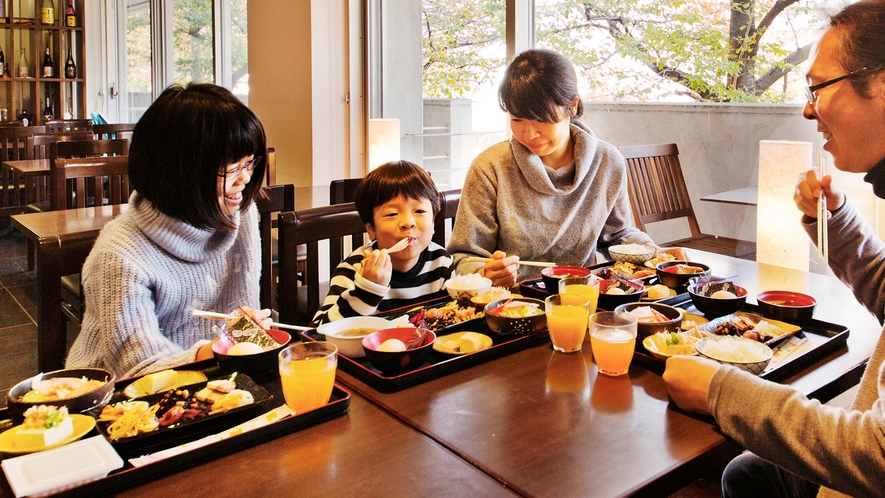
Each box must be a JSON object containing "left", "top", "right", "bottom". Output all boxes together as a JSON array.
[
  {"left": 43, "top": 98, "right": 53, "bottom": 122},
  {"left": 0, "top": 47, "right": 5, "bottom": 78},
  {"left": 65, "top": 0, "right": 75, "bottom": 27},
  {"left": 42, "top": 48, "right": 53, "bottom": 78},
  {"left": 17, "top": 48, "right": 28, "bottom": 78},
  {"left": 17, "top": 108, "right": 31, "bottom": 126},
  {"left": 41, "top": 0, "right": 55, "bottom": 25},
  {"left": 64, "top": 48, "right": 75, "bottom": 78}
]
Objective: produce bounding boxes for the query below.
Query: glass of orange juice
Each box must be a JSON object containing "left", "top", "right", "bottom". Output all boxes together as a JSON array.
[
  {"left": 589, "top": 311, "right": 638, "bottom": 376},
  {"left": 545, "top": 294, "right": 591, "bottom": 353},
  {"left": 278, "top": 342, "right": 338, "bottom": 413},
  {"left": 558, "top": 276, "right": 599, "bottom": 317}
]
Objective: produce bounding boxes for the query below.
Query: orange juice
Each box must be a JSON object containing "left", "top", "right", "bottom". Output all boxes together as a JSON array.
[
  {"left": 590, "top": 328, "right": 636, "bottom": 376},
  {"left": 279, "top": 342, "right": 338, "bottom": 413},
  {"left": 562, "top": 283, "right": 599, "bottom": 315},
  {"left": 547, "top": 304, "right": 589, "bottom": 353},
  {"left": 280, "top": 357, "right": 337, "bottom": 413}
]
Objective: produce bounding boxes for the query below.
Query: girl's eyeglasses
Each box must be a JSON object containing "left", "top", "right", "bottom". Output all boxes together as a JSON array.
[{"left": 219, "top": 156, "right": 262, "bottom": 177}]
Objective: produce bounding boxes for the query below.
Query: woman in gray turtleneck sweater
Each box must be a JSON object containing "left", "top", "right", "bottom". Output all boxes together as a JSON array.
[{"left": 448, "top": 49, "right": 684, "bottom": 287}]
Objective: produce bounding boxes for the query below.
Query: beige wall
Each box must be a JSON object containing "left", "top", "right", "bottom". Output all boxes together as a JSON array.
[{"left": 248, "top": 0, "right": 313, "bottom": 186}]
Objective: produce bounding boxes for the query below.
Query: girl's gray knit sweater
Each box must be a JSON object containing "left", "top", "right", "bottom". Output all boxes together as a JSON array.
[{"left": 66, "top": 192, "right": 260, "bottom": 378}]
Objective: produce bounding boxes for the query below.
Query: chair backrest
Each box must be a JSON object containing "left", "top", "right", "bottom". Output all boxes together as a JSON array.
[
  {"left": 0, "top": 125, "right": 46, "bottom": 162},
  {"left": 264, "top": 147, "right": 276, "bottom": 186},
  {"left": 55, "top": 138, "right": 129, "bottom": 159},
  {"left": 45, "top": 119, "right": 94, "bottom": 133},
  {"left": 28, "top": 131, "right": 95, "bottom": 159},
  {"left": 49, "top": 155, "right": 130, "bottom": 210},
  {"left": 329, "top": 178, "right": 362, "bottom": 205},
  {"left": 618, "top": 143, "right": 702, "bottom": 237},
  {"left": 92, "top": 123, "right": 136, "bottom": 140},
  {"left": 254, "top": 184, "right": 295, "bottom": 310},
  {"left": 433, "top": 188, "right": 460, "bottom": 247},
  {"left": 278, "top": 203, "right": 366, "bottom": 325}
]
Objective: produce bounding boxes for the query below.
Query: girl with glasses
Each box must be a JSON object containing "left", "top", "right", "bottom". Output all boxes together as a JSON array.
[{"left": 67, "top": 83, "right": 271, "bottom": 378}]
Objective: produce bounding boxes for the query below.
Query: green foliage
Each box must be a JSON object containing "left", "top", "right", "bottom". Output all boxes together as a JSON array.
[{"left": 422, "top": 0, "right": 829, "bottom": 102}]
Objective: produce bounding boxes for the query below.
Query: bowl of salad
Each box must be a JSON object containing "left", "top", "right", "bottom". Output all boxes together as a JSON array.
[{"left": 484, "top": 298, "right": 547, "bottom": 335}]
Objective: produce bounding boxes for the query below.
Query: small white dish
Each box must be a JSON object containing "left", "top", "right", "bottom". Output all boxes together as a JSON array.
[{"left": 2, "top": 435, "right": 123, "bottom": 497}]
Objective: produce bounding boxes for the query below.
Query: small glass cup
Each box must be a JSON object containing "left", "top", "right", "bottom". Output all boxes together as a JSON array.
[
  {"left": 589, "top": 311, "right": 638, "bottom": 376},
  {"left": 278, "top": 342, "right": 338, "bottom": 413},
  {"left": 545, "top": 294, "right": 591, "bottom": 353},
  {"left": 558, "top": 276, "right": 600, "bottom": 317}
]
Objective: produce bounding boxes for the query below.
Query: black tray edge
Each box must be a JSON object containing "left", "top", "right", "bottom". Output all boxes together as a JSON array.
[
  {"left": 304, "top": 327, "right": 549, "bottom": 393},
  {"left": 632, "top": 302, "right": 850, "bottom": 383}
]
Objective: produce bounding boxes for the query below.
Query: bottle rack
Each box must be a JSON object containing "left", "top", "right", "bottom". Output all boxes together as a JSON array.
[{"left": 0, "top": 0, "right": 85, "bottom": 125}]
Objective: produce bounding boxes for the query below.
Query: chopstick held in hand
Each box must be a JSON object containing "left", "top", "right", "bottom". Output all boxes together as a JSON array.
[{"left": 817, "top": 152, "right": 828, "bottom": 266}]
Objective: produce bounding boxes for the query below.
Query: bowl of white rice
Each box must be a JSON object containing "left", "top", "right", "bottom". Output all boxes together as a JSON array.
[
  {"left": 444, "top": 274, "right": 493, "bottom": 301},
  {"left": 608, "top": 244, "right": 656, "bottom": 265},
  {"left": 695, "top": 335, "right": 773, "bottom": 375}
]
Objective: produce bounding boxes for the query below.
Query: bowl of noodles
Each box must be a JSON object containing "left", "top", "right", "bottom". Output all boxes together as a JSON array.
[
  {"left": 484, "top": 298, "right": 547, "bottom": 335},
  {"left": 7, "top": 368, "right": 116, "bottom": 424}
]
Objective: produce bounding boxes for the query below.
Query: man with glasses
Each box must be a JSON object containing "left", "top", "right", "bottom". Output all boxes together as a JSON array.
[{"left": 662, "top": 1, "right": 885, "bottom": 497}]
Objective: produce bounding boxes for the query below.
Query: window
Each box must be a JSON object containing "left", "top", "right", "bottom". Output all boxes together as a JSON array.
[{"left": 104, "top": 0, "right": 247, "bottom": 123}]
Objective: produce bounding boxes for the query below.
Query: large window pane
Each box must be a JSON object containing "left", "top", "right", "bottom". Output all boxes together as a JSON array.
[
  {"left": 125, "top": 0, "right": 152, "bottom": 123},
  {"left": 172, "top": 0, "right": 215, "bottom": 85},
  {"left": 418, "top": 0, "right": 507, "bottom": 189},
  {"left": 230, "top": 0, "right": 248, "bottom": 103}
]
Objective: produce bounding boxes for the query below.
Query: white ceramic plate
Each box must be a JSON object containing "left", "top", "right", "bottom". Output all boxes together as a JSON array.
[{"left": 1, "top": 435, "right": 123, "bottom": 498}]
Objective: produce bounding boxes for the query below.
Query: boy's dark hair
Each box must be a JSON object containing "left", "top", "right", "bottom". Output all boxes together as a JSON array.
[
  {"left": 499, "top": 49, "right": 584, "bottom": 124},
  {"left": 354, "top": 160, "right": 440, "bottom": 226},
  {"left": 128, "top": 83, "right": 267, "bottom": 232}
]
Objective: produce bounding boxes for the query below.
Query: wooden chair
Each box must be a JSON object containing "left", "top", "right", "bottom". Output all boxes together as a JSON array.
[
  {"left": 255, "top": 184, "right": 295, "bottom": 311},
  {"left": 618, "top": 143, "right": 756, "bottom": 260},
  {"left": 92, "top": 123, "right": 136, "bottom": 140},
  {"left": 278, "top": 203, "right": 366, "bottom": 326},
  {"left": 52, "top": 155, "right": 130, "bottom": 324},
  {"left": 48, "top": 141, "right": 130, "bottom": 210},
  {"left": 0, "top": 125, "right": 46, "bottom": 219},
  {"left": 433, "top": 188, "right": 460, "bottom": 247},
  {"left": 45, "top": 119, "right": 94, "bottom": 133},
  {"left": 264, "top": 147, "right": 277, "bottom": 186},
  {"left": 330, "top": 178, "right": 366, "bottom": 257}
]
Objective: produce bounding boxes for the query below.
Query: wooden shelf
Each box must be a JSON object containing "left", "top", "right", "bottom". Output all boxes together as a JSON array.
[{"left": 0, "top": 0, "right": 85, "bottom": 124}]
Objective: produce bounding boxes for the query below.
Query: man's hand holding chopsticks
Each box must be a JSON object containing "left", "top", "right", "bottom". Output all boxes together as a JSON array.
[{"left": 794, "top": 169, "right": 845, "bottom": 220}]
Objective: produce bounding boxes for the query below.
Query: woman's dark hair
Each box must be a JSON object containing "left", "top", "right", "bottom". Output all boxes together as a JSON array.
[
  {"left": 354, "top": 160, "right": 440, "bottom": 227},
  {"left": 499, "top": 49, "right": 584, "bottom": 123},
  {"left": 830, "top": 0, "right": 885, "bottom": 98},
  {"left": 128, "top": 83, "right": 267, "bottom": 231}
]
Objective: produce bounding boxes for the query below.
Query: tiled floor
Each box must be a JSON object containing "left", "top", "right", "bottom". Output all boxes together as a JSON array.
[
  {"left": 0, "top": 224, "right": 721, "bottom": 496},
  {"left": 0, "top": 226, "right": 39, "bottom": 396}
]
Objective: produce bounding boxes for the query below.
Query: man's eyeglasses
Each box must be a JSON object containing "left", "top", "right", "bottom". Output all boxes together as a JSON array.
[
  {"left": 219, "top": 156, "right": 262, "bottom": 177},
  {"left": 805, "top": 67, "right": 874, "bottom": 104}
]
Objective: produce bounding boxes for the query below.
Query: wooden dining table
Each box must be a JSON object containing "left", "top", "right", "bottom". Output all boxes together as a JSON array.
[
  {"left": 63, "top": 249, "right": 877, "bottom": 497},
  {"left": 9, "top": 185, "right": 331, "bottom": 372}
]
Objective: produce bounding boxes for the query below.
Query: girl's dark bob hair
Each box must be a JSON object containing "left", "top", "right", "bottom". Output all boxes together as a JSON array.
[
  {"left": 354, "top": 160, "right": 440, "bottom": 226},
  {"left": 499, "top": 48, "right": 584, "bottom": 124},
  {"left": 128, "top": 83, "right": 267, "bottom": 232}
]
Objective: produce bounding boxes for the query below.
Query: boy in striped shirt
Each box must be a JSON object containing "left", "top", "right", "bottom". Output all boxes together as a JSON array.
[{"left": 311, "top": 161, "right": 454, "bottom": 326}]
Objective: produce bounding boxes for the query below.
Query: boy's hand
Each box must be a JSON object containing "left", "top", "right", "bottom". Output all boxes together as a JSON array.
[
  {"left": 360, "top": 248, "right": 392, "bottom": 287},
  {"left": 480, "top": 250, "right": 520, "bottom": 288}
]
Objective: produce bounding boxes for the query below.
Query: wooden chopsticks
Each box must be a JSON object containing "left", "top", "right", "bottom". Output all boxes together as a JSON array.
[
  {"left": 817, "top": 152, "right": 828, "bottom": 266},
  {"left": 462, "top": 256, "right": 557, "bottom": 268}
]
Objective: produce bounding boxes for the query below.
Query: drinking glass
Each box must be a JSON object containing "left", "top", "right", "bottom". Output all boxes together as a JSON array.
[
  {"left": 278, "top": 342, "right": 338, "bottom": 413},
  {"left": 589, "top": 311, "right": 638, "bottom": 376},
  {"left": 558, "top": 276, "right": 599, "bottom": 317},
  {"left": 545, "top": 294, "right": 591, "bottom": 353}
]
